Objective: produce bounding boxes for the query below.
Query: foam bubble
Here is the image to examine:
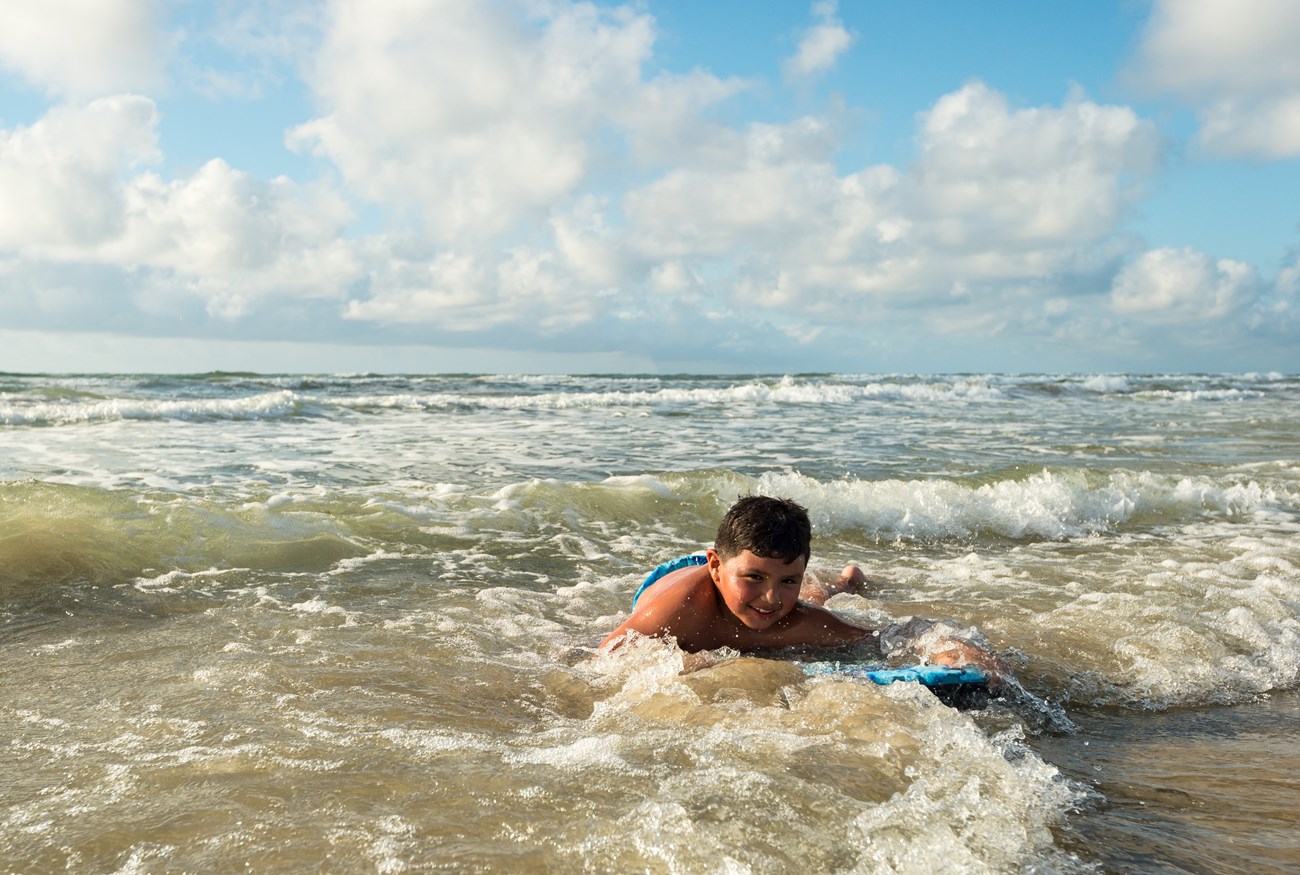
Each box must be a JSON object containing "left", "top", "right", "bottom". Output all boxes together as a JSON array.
[{"left": 572, "top": 650, "right": 1084, "bottom": 872}]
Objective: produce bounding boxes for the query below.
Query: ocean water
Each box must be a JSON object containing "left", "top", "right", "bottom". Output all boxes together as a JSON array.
[{"left": 2, "top": 371, "right": 1298, "bottom": 874}]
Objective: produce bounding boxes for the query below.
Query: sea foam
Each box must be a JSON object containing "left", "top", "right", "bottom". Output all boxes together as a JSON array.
[{"left": 0, "top": 390, "right": 299, "bottom": 425}]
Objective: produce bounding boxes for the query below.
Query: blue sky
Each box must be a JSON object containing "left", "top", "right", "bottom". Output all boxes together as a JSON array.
[{"left": 1, "top": 0, "right": 1298, "bottom": 374}]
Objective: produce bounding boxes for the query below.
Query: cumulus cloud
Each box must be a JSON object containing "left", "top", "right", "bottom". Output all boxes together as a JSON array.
[
  {"left": 114, "top": 160, "right": 357, "bottom": 310},
  {"left": 1244, "top": 256, "right": 1300, "bottom": 338},
  {"left": 290, "top": 0, "right": 753, "bottom": 338},
  {"left": 341, "top": 240, "right": 619, "bottom": 342},
  {"left": 0, "top": 0, "right": 164, "bottom": 98},
  {"left": 909, "top": 83, "right": 1163, "bottom": 249},
  {"left": 1, "top": 0, "right": 1294, "bottom": 372},
  {"left": 3, "top": 0, "right": 1176, "bottom": 361},
  {"left": 624, "top": 117, "right": 853, "bottom": 261},
  {"left": 1110, "top": 247, "right": 1260, "bottom": 323},
  {"left": 619, "top": 81, "right": 1163, "bottom": 322},
  {"left": 0, "top": 98, "right": 357, "bottom": 323},
  {"left": 289, "top": 0, "right": 739, "bottom": 245},
  {"left": 0, "top": 98, "right": 160, "bottom": 252},
  {"left": 1277, "top": 261, "right": 1300, "bottom": 301},
  {"left": 784, "top": 1, "right": 854, "bottom": 80},
  {"left": 345, "top": 251, "right": 493, "bottom": 329},
  {"left": 1130, "top": 0, "right": 1300, "bottom": 157}
]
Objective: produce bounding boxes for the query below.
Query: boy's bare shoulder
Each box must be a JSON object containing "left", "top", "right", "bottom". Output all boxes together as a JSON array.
[{"left": 599, "top": 566, "right": 719, "bottom": 649}]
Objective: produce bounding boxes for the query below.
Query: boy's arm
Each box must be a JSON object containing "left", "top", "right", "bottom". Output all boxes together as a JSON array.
[
  {"left": 925, "top": 638, "right": 1012, "bottom": 685},
  {"left": 797, "top": 611, "right": 1011, "bottom": 686},
  {"left": 598, "top": 568, "right": 715, "bottom": 651},
  {"left": 775, "top": 603, "right": 882, "bottom": 650},
  {"left": 880, "top": 617, "right": 1011, "bottom": 687},
  {"left": 599, "top": 608, "right": 666, "bottom": 651}
]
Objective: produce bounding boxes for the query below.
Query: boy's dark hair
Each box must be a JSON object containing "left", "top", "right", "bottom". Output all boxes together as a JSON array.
[{"left": 714, "top": 496, "right": 811, "bottom": 565}]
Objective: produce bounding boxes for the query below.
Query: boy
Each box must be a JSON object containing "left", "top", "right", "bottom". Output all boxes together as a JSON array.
[{"left": 600, "top": 496, "right": 1006, "bottom": 680}]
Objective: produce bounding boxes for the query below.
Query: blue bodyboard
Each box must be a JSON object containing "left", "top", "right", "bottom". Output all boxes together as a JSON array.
[
  {"left": 801, "top": 661, "right": 993, "bottom": 709},
  {"left": 803, "top": 662, "right": 987, "bottom": 685}
]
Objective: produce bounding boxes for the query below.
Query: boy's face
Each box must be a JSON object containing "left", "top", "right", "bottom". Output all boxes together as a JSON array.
[{"left": 707, "top": 548, "right": 806, "bottom": 631}]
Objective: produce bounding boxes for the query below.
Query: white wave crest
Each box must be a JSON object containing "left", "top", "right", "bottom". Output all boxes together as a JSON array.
[
  {"left": 340, "top": 376, "right": 1005, "bottom": 412},
  {"left": 1081, "top": 374, "right": 1131, "bottom": 393},
  {"left": 0, "top": 390, "right": 299, "bottom": 425},
  {"left": 746, "top": 468, "right": 1289, "bottom": 540}
]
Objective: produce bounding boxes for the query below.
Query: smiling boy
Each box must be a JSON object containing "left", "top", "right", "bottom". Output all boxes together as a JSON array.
[{"left": 600, "top": 496, "right": 1006, "bottom": 679}]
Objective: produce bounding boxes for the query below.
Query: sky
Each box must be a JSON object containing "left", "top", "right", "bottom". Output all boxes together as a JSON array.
[{"left": 1, "top": 0, "right": 1298, "bottom": 375}]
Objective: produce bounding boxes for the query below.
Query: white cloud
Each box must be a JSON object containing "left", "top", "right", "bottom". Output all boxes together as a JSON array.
[
  {"left": 784, "top": 1, "right": 854, "bottom": 80},
  {"left": 614, "top": 69, "right": 749, "bottom": 170},
  {"left": 292, "top": 0, "right": 753, "bottom": 335},
  {"left": 1244, "top": 256, "right": 1300, "bottom": 337},
  {"left": 1194, "top": 95, "right": 1300, "bottom": 159},
  {"left": 289, "top": 0, "right": 749, "bottom": 246},
  {"left": 0, "top": 97, "right": 161, "bottom": 251},
  {"left": 909, "top": 82, "right": 1162, "bottom": 249},
  {"left": 290, "top": 0, "right": 691, "bottom": 244},
  {"left": 0, "top": 99, "right": 358, "bottom": 322},
  {"left": 345, "top": 251, "right": 493, "bottom": 328},
  {"left": 113, "top": 160, "right": 358, "bottom": 314},
  {"left": 624, "top": 118, "right": 856, "bottom": 261},
  {"left": 0, "top": 0, "right": 164, "bottom": 98},
  {"left": 1131, "top": 0, "right": 1300, "bottom": 157},
  {"left": 342, "top": 239, "right": 616, "bottom": 340},
  {"left": 619, "top": 81, "right": 1163, "bottom": 322},
  {"left": 550, "top": 195, "right": 628, "bottom": 288},
  {"left": 1110, "top": 247, "right": 1260, "bottom": 323},
  {"left": 1, "top": 0, "right": 1293, "bottom": 373},
  {"left": 1277, "top": 261, "right": 1300, "bottom": 301}
]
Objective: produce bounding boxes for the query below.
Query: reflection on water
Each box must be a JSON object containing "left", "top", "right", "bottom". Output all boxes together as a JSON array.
[{"left": 1037, "top": 692, "right": 1300, "bottom": 874}]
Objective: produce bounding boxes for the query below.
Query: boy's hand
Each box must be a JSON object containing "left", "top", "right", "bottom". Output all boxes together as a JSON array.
[{"left": 929, "top": 638, "right": 1012, "bottom": 692}]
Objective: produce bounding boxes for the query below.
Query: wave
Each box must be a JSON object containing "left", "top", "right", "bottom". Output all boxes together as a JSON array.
[
  {"left": 0, "top": 390, "right": 302, "bottom": 425},
  {"left": 5, "top": 469, "right": 1296, "bottom": 713},
  {"left": 725, "top": 467, "right": 1295, "bottom": 542},
  {"left": 329, "top": 375, "right": 1007, "bottom": 413},
  {"left": 286, "top": 371, "right": 1299, "bottom": 410},
  {"left": 4, "top": 372, "right": 1297, "bottom": 426},
  {"left": 477, "top": 465, "right": 1297, "bottom": 546},
  {"left": 0, "top": 481, "right": 370, "bottom": 600},
  {"left": 3, "top": 463, "right": 1291, "bottom": 594},
  {"left": 977, "top": 372, "right": 1290, "bottom": 401}
]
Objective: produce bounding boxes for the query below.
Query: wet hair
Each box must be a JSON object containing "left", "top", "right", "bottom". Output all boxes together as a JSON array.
[{"left": 714, "top": 496, "right": 811, "bottom": 565}]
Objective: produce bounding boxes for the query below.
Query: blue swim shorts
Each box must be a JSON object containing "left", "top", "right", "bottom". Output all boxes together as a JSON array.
[{"left": 631, "top": 553, "right": 708, "bottom": 608}]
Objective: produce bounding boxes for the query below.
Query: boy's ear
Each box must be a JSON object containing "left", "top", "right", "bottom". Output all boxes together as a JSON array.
[{"left": 705, "top": 547, "right": 722, "bottom": 577}]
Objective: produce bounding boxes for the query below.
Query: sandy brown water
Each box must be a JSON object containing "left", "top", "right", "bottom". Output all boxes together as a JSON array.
[
  {"left": 3, "top": 372, "right": 1299, "bottom": 872},
  {"left": 1038, "top": 692, "right": 1300, "bottom": 874}
]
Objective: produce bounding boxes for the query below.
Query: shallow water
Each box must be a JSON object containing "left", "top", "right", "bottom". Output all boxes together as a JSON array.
[
  {"left": 1039, "top": 692, "right": 1300, "bottom": 874},
  {"left": 2, "top": 372, "right": 1298, "bottom": 872}
]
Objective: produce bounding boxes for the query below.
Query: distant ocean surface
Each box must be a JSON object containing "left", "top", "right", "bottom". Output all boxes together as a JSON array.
[{"left": 2, "top": 372, "right": 1298, "bottom": 873}]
